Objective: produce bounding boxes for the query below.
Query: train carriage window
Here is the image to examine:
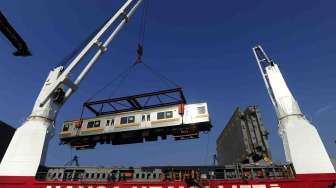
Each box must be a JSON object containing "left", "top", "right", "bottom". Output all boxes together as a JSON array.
[
  {"left": 166, "top": 111, "right": 173, "bottom": 118},
  {"left": 157, "top": 111, "right": 173, "bottom": 119},
  {"left": 87, "top": 121, "right": 95, "bottom": 128},
  {"left": 120, "top": 117, "right": 128, "bottom": 124},
  {"left": 94, "top": 120, "right": 100, "bottom": 127},
  {"left": 62, "top": 124, "right": 69, "bottom": 131},
  {"left": 128, "top": 116, "right": 135, "bottom": 123},
  {"left": 147, "top": 114, "right": 150, "bottom": 121},
  {"left": 157, "top": 112, "right": 165, "bottom": 120},
  {"left": 121, "top": 116, "right": 135, "bottom": 124},
  {"left": 197, "top": 106, "right": 206, "bottom": 114},
  {"left": 142, "top": 115, "right": 146, "bottom": 122},
  {"left": 111, "top": 119, "right": 115, "bottom": 126},
  {"left": 106, "top": 120, "right": 110, "bottom": 126}
]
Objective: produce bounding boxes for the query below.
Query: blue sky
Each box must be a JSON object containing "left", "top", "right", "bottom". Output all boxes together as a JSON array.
[{"left": 0, "top": 0, "right": 335, "bottom": 166}]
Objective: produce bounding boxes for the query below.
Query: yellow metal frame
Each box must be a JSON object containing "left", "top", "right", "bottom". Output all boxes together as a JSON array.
[
  {"left": 63, "top": 108, "right": 179, "bottom": 123},
  {"left": 114, "top": 123, "right": 140, "bottom": 129},
  {"left": 151, "top": 118, "right": 179, "bottom": 124},
  {"left": 60, "top": 131, "right": 71, "bottom": 136},
  {"left": 81, "top": 127, "right": 104, "bottom": 132},
  {"left": 195, "top": 114, "right": 209, "bottom": 118}
]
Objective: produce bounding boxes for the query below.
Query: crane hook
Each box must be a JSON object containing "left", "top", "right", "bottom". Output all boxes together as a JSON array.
[{"left": 135, "top": 44, "right": 143, "bottom": 64}]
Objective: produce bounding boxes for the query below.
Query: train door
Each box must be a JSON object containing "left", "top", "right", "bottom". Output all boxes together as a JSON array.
[
  {"left": 141, "top": 113, "right": 151, "bottom": 128},
  {"left": 183, "top": 105, "right": 193, "bottom": 124},
  {"left": 61, "top": 122, "right": 76, "bottom": 136}
]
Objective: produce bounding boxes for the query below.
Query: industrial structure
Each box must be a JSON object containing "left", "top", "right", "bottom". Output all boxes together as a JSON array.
[
  {"left": 36, "top": 164, "right": 294, "bottom": 183},
  {"left": 0, "top": 0, "right": 335, "bottom": 187},
  {"left": 0, "top": 11, "right": 31, "bottom": 56},
  {"left": 216, "top": 106, "right": 271, "bottom": 165},
  {"left": 253, "top": 45, "right": 335, "bottom": 175}
]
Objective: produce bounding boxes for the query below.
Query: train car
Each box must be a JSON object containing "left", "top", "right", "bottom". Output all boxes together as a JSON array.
[{"left": 60, "top": 88, "right": 212, "bottom": 149}]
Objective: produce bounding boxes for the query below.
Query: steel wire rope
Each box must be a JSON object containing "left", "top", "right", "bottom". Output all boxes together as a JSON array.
[
  {"left": 83, "top": 0, "right": 149, "bottom": 103},
  {"left": 107, "top": 63, "right": 137, "bottom": 98},
  {"left": 138, "top": 0, "right": 148, "bottom": 46},
  {"left": 77, "top": 2, "right": 148, "bottom": 117},
  {"left": 85, "top": 63, "right": 136, "bottom": 102},
  {"left": 79, "top": 0, "right": 181, "bottom": 117},
  {"left": 136, "top": 0, "right": 181, "bottom": 89},
  {"left": 77, "top": 63, "right": 136, "bottom": 119},
  {"left": 141, "top": 62, "right": 181, "bottom": 88},
  {"left": 105, "top": 0, "right": 149, "bottom": 98}
]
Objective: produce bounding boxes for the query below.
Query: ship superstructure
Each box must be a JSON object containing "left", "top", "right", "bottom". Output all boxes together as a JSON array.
[{"left": 216, "top": 106, "right": 271, "bottom": 165}]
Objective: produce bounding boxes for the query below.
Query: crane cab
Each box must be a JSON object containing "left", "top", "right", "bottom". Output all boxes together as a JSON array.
[{"left": 60, "top": 88, "right": 212, "bottom": 149}]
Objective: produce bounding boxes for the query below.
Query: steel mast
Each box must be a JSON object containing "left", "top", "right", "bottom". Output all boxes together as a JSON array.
[
  {"left": 253, "top": 45, "right": 335, "bottom": 174},
  {"left": 0, "top": 0, "right": 143, "bottom": 177}
]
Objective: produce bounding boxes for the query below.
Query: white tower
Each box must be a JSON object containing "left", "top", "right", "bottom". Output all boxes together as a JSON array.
[{"left": 252, "top": 45, "right": 335, "bottom": 174}]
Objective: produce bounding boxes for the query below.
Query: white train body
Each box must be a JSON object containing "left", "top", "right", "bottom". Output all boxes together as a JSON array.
[{"left": 60, "top": 102, "right": 211, "bottom": 148}]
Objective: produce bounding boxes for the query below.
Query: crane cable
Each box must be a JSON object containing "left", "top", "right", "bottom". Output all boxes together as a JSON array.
[
  {"left": 134, "top": 0, "right": 179, "bottom": 88},
  {"left": 141, "top": 63, "right": 180, "bottom": 88},
  {"left": 82, "top": 0, "right": 180, "bottom": 108},
  {"left": 82, "top": 1, "right": 149, "bottom": 103},
  {"left": 85, "top": 63, "right": 136, "bottom": 102},
  {"left": 138, "top": 0, "right": 148, "bottom": 49}
]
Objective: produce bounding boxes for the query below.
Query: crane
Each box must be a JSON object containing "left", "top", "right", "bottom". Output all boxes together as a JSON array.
[
  {"left": 0, "top": 11, "right": 31, "bottom": 56},
  {"left": 252, "top": 45, "right": 335, "bottom": 174},
  {"left": 0, "top": 0, "right": 143, "bottom": 177}
]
